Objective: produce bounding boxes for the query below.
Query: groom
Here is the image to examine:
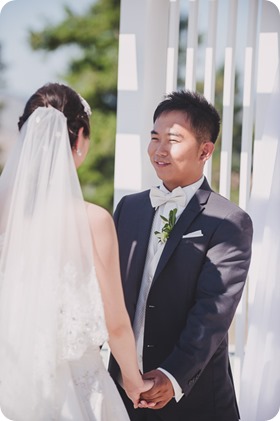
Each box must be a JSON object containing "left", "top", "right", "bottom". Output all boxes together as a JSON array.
[{"left": 109, "top": 90, "right": 253, "bottom": 421}]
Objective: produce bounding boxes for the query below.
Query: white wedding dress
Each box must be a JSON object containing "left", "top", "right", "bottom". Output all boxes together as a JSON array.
[
  {"left": 62, "top": 347, "right": 129, "bottom": 421},
  {"left": 0, "top": 108, "right": 130, "bottom": 421},
  {"left": 0, "top": 239, "right": 129, "bottom": 421}
]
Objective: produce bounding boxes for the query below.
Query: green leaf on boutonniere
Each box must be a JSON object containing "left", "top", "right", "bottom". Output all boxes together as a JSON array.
[{"left": 154, "top": 208, "right": 178, "bottom": 244}]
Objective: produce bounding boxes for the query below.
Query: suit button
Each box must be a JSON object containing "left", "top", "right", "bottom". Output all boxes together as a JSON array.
[
  {"left": 148, "top": 305, "right": 155, "bottom": 308},
  {"left": 146, "top": 344, "right": 155, "bottom": 348}
]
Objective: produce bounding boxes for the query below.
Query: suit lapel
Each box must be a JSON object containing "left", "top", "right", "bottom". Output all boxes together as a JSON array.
[
  {"left": 124, "top": 192, "right": 155, "bottom": 304},
  {"left": 135, "top": 193, "right": 155, "bottom": 270},
  {"left": 153, "top": 181, "right": 211, "bottom": 283}
]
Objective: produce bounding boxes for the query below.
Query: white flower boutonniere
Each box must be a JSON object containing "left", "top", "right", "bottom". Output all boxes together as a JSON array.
[{"left": 154, "top": 208, "right": 177, "bottom": 244}]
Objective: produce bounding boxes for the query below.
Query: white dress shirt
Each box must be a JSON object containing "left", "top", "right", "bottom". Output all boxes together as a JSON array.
[{"left": 133, "top": 176, "right": 204, "bottom": 402}]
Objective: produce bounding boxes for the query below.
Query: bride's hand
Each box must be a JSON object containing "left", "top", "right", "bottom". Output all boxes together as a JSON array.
[{"left": 123, "top": 378, "right": 154, "bottom": 408}]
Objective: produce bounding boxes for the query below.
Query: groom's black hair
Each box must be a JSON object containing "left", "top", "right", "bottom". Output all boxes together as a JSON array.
[{"left": 153, "top": 90, "right": 220, "bottom": 144}]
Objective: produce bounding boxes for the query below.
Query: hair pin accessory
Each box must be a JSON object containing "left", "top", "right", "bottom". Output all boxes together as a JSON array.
[{"left": 78, "top": 94, "right": 92, "bottom": 117}]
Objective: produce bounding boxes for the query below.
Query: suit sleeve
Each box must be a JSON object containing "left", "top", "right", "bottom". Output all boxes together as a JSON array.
[{"left": 160, "top": 208, "right": 253, "bottom": 396}]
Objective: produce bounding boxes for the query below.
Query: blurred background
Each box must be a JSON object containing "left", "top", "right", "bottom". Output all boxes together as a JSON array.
[
  {"left": 1, "top": 0, "right": 280, "bottom": 212},
  {"left": 0, "top": 0, "right": 120, "bottom": 211},
  {"left": 0, "top": 0, "right": 255, "bottom": 213}
]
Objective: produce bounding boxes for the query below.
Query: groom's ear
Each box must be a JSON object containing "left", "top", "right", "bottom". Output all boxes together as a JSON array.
[{"left": 200, "top": 141, "right": 215, "bottom": 162}]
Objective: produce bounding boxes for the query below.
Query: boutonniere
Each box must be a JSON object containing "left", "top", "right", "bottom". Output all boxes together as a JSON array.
[{"left": 154, "top": 208, "right": 177, "bottom": 244}]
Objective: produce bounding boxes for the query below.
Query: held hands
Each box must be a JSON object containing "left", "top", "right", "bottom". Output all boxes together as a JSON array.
[
  {"left": 123, "top": 376, "right": 154, "bottom": 409},
  {"left": 123, "top": 369, "right": 174, "bottom": 410},
  {"left": 138, "top": 369, "right": 174, "bottom": 409}
]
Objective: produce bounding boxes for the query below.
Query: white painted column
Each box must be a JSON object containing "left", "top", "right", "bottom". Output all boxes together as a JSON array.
[
  {"left": 234, "top": 0, "right": 261, "bottom": 399},
  {"left": 239, "top": 2, "right": 280, "bottom": 415},
  {"left": 114, "top": 0, "right": 170, "bottom": 208},
  {"left": 166, "top": 0, "right": 181, "bottom": 93},
  {"left": 203, "top": 0, "right": 218, "bottom": 184},
  {"left": 185, "top": 0, "right": 199, "bottom": 90},
  {"left": 239, "top": 0, "right": 259, "bottom": 211},
  {"left": 248, "top": 0, "right": 280, "bottom": 323},
  {"left": 219, "top": 0, "right": 238, "bottom": 199}
]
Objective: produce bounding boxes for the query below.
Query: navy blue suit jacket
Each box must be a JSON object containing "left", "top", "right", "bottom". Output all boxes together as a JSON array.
[{"left": 109, "top": 179, "right": 253, "bottom": 421}]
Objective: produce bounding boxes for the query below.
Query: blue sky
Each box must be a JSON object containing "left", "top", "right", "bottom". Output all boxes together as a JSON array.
[
  {"left": 0, "top": 0, "right": 95, "bottom": 99},
  {"left": 0, "top": 0, "right": 96, "bottom": 167}
]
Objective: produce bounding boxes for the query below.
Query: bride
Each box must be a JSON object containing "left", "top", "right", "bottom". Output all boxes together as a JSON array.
[{"left": 0, "top": 83, "right": 152, "bottom": 420}]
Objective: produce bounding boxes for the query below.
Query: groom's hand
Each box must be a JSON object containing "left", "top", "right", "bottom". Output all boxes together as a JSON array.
[{"left": 138, "top": 369, "right": 174, "bottom": 409}]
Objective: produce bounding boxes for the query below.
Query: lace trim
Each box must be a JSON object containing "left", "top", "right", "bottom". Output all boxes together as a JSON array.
[
  {"left": 57, "top": 262, "right": 108, "bottom": 360},
  {"left": 0, "top": 249, "right": 108, "bottom": 362},
  {"left": 73, "top": 367, "right": 104, "bottom": 401}
]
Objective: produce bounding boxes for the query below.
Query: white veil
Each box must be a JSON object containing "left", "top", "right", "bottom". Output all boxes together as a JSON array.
[{"left": 0, "top": 107, "right": 108, "bottom": 420}]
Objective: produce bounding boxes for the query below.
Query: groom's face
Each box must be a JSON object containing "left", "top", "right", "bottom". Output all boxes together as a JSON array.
[{"left": 148, "top": 110, "right": 211, "bottom": 191}]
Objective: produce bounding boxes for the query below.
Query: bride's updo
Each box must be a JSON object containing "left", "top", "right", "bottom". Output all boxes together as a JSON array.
[{"left": 18, "top": 83, "right": 91, "bottom": 148}]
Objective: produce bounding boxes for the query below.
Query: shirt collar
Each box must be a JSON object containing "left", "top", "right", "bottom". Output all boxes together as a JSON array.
[{"left": 159, "top": 175, "right": 204, "bottom": 206}]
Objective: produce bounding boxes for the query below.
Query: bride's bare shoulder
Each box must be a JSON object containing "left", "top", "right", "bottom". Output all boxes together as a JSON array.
[{"left": 85, "top": 201, "right": 114, "bottom": 233}]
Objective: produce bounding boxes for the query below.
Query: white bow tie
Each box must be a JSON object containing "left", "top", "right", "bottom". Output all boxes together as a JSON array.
[{"left": 149, "top": 186, "right": 187, "bottom": 208}]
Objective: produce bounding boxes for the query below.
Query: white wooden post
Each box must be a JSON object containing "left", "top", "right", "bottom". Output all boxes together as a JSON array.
[
  {"left": 166, "top": 0, "right": 181, "bottom": 93},
  {"left": 114, "top": 0, "right": 171, "bottom": 208},
  {"left": 185, "top": 0, "right": 199, "bottom": 90},
  {"left": 219, "top": 0, "right": 238, "bottom": 199},
  {"left": 234, "top": 0, "right": 261, "bottom": 399},
  {"left": 203, "top": 0, "right": 219, "bottom": 184},
  {"left": 248, "top": 0, "right": 280, "bottom": 321},
  {"left": 239, "top": 0, "right": 260, "bottom": 211}
]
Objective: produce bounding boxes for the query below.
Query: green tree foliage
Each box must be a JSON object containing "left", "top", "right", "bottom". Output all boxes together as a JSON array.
[{"left": 29, "top": 0, "right": 120, "bottom": 211}]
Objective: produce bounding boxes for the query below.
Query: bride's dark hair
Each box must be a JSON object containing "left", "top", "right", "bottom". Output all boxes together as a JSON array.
[{"left": 18, "top": 83, "right": 90, "bottom": 148}]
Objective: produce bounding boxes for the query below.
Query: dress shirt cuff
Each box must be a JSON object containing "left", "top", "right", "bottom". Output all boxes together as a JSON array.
[{"left": 157, "top": 367, "right": 184, "bottom": 402}]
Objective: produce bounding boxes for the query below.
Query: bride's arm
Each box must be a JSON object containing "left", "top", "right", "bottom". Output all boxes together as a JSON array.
[{"left": 86, "top": 204, "right": 153, "bottom": 406}]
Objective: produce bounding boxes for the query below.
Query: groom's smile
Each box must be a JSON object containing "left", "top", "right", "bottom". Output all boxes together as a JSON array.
[{"left": 148, "top": 110, "right": 213, "bottom": 191}]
